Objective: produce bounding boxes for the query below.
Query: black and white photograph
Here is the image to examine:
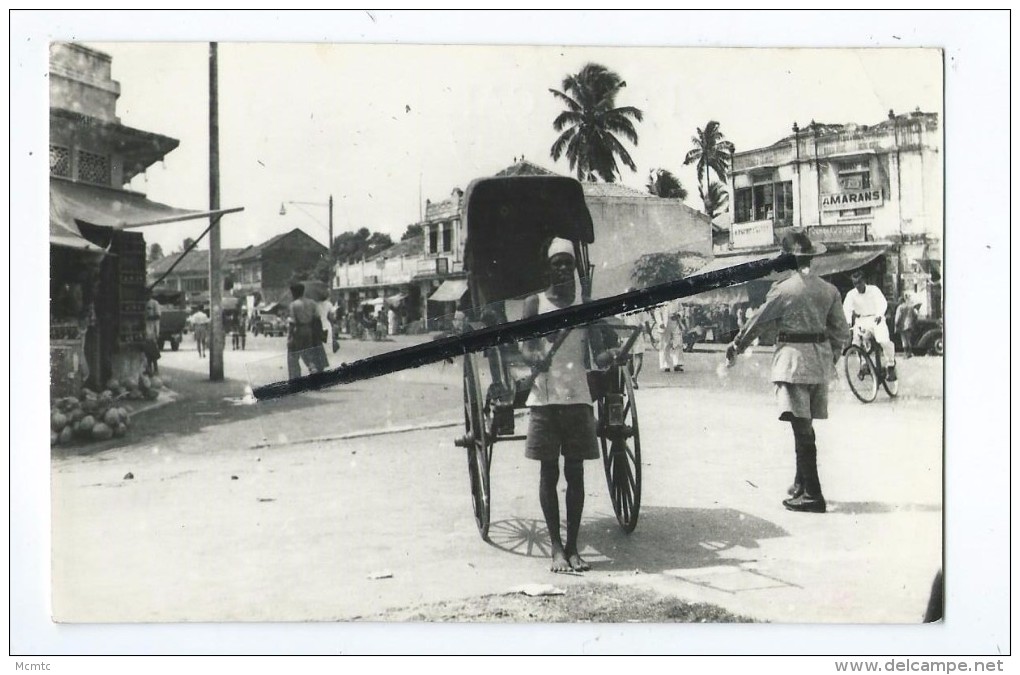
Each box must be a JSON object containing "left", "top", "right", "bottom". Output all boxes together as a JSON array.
[{"left": 11, "top": 9, "right": 1011, "bottom": 659}]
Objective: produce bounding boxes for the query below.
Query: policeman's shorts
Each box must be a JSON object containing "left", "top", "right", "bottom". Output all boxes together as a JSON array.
[{"left": 776, "top": 381, "right": 829, "bottom": 421}]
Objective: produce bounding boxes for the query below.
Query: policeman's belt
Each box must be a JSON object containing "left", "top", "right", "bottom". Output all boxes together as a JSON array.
[{"left": 777, "top": 332, "right": 828, "bottom": 344}]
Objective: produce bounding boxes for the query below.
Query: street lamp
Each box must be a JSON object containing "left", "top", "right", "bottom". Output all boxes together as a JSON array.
[{"left": 280, "top": 196, "right": 334, "bottom": 288}]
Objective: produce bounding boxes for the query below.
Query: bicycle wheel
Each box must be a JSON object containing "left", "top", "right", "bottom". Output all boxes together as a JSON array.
[
  {"left": 844, "top": 345, "right": 878, "bottom": 403},
  {"left": 881, "top": 363, "right": 899, "bottom": 398}
]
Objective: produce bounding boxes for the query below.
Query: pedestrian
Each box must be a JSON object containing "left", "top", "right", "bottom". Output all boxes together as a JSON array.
[
  {"left": 726, "top": 230, "right": 850, "bottom": 514},
  {"left": 894, "top": 292, "right": 920, "bottom": 359},
  {"left": 312, "top": 296, "right": 334, "bottom": 370},
  {"left": 376, "top": 307, "right": 387, "bottom": 341},
  {"left": 145, "top": 292, "right": 162, "bottom": 347},
  {"left": 621, "top": 288, "right": 652, "bottom": 389},
  {"left": 237, "top": 309, "right": 247, "bottom": 350},
  {"left": 521, "top": 237, "right": 615, "bottom": 573},
  {"left": 654, "top": 299, "right": 684, "bottom": 372},
  {"left": 189, "top": 306, "right": 210, "bottom": 358},
  {"left": 286, "top": 282, "right": 320, "bottom": 380},
  {"left": 388, "top": 305, "right": 399, "bottom": 337},
  {"left": 144, "top": 292, "right": 162, "bottom": 374}
]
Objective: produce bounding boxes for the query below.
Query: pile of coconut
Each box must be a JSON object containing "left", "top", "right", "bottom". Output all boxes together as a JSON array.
[{"left": 50, "top": 374, "right": 169, "bottom": 446}]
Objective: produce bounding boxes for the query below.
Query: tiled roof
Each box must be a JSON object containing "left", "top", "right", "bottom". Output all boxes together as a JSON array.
[
  {"left": 148, "top": 248, "right": 244, "bottom": 276},
  {"left": 581, "top": 182, "right": 655, "bottom": 199},
  {"left": 494, "top": 160, "right": 558, "bottom": 177},
  {"left": 231, "top": 227, "right": 325, "bottom": 262}
]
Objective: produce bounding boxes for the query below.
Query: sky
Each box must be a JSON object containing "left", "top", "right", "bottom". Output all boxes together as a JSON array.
[{"left": 88, "top": 41, "right": 942, "bottom": 255}]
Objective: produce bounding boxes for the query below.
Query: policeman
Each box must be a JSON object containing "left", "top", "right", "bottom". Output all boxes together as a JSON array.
[{"left": 726, "top": 230, "right": 850, "bottom": 513}]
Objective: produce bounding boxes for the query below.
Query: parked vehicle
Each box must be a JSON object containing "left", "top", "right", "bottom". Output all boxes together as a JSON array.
[
  {"left": 152, "top": 291, "right": 187, "bottom": 351},
  {"left": 895, "top": 317, "right": 943, "bottom": 356},
  {"left": 254, "top": 314, "right": 287, "bottom": 337}
]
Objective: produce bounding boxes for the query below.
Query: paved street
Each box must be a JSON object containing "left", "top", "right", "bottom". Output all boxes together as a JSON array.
[{"left": 51, "top": 333, "right": 943, "bottom": 623}]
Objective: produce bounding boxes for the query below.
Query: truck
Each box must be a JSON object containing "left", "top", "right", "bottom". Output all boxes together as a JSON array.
[{"left": 152, "top": 290, "right": 188, "bottom": 351}]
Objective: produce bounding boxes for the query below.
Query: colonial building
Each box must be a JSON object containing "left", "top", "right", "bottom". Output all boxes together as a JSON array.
[
  {"left": 331, "top": 159, "right": 714, "bottom": 330},
  {"left": 228, "top": 228, "right": 328, "bottom": 306},
  {"left": 49, "top": 43, "right": 221, "bottom": 395},
  {"left": 716, "top": 110, "right": 942, "bottom": 317},
  {"left": 147, "top": 248, "right": 244, "bottom": 307}
]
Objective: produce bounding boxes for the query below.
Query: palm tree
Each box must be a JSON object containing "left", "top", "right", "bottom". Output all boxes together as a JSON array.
[
  {"left": 646, "top": 168, "right": 688, "bottom": 200},
  {"left": 683, "top": 120, "right": 735, "bottom": 214},
  {"left": 699, "top": 181, "right": 730, "bottom": 221},
  {"left": 549, "top": 63, "right": 644, "bottom": 182}
]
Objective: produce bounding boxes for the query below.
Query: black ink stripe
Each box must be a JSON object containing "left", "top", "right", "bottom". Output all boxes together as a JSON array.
[{"left": 252, "top": 254, "right": 795, "bottom": 401}]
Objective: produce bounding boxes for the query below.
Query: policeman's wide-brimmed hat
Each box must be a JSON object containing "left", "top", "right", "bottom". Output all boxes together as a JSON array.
[{"left": 779, "top": 229, "right": 826, "bottom": 257}]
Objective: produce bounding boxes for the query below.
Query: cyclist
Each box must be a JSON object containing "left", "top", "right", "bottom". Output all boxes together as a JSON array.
[{"left": 842, "top": 270, "right": 897, "bottom": 382}]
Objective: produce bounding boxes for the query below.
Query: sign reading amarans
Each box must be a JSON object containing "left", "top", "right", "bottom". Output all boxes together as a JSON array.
[{"left": 820, "top": 189, "right": 883, "bottom": 211}]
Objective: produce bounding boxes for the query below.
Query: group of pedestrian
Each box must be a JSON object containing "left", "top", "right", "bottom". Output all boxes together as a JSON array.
[{"left": 286, "top": 282, "right": 339, "bottom": 380}]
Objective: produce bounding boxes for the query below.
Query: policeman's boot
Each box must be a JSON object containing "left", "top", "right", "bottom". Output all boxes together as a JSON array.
[
  {"left": 787, "top": 428, "right": 805, "bottom": 497},
  {"left": 783, "top": 429, "right": 826, "bottom": 513}
]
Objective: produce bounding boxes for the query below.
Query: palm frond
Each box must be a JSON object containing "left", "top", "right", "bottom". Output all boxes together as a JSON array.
[
  {"left": 552, "top": 110, "right": 581, "bottom": 133},
  {"left": 550, "top": 127, "right": 577, "bottom": 161}
]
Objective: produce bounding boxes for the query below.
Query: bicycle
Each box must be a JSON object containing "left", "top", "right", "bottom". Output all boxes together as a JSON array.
[{"left": 843, "top": 321, "right": 899, "bottom": 403}]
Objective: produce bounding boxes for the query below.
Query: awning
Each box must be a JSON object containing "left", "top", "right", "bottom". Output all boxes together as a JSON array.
[
  {"left": 683, "top": 283, "right": 754, "bottom": 306},
  {"left": 386, "top": 293, "right": 407, "bottom": 307},
  {"left": 50, "top": 178, "right": 242, "bottom": 231},
  {"left": 685, "top": 247, "right": 889, "bottom": 304},
  {"left": 428, "top": 278, "right": 468, "bottom": 303}
]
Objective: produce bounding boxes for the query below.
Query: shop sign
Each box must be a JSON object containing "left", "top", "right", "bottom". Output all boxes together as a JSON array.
[
  {"left": 808, "top": 224, "right": 868, "bottom": 243},
  {"left": 731, "top": 219, "right": 774, "bottom": 249},
  {"left": 820, "top": 189, "right": 883, "bottom": 211}
]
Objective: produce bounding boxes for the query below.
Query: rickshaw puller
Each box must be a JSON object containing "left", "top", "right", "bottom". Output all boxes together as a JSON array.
[{"left": 522, "top": 237, "right": 613, "bottom": 572}]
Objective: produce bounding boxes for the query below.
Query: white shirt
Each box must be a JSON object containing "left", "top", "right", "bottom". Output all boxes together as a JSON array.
[
  {"left": 843, "top": 285, "right": 888, "bottom": 324},
  {"left": 317, "top": 300, "right": 335, "bottom": 340}
]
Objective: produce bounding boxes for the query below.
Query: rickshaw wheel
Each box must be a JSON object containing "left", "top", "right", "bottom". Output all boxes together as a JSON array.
[
  {"left": 463, "top": 352, "right": 493, "bottom": 541},
  {"left": 597, "top": 366, "right": 642, "bottom": 533},
  {"left": 843, "top": 345, "right": 878, "bottom": 403}
]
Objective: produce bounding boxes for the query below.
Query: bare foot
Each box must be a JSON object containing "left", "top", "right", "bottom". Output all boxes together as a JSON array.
[
  {"left": 567, "top": 552, "right": 591, "bottom": 572},
  {"left": 550, "top": 549, "right": 571, "bottom": 573}
]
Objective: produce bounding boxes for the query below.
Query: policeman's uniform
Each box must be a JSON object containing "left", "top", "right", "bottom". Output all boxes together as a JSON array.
[{"left": 729, "top": 231, "right": 849, "bottom": 513}]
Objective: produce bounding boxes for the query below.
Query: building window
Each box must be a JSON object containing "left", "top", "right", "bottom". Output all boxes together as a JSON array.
[
  {"left": 441, "top": 222, "right": 453, "bottom": 253},
  {"left": 50, "top": 145, "right": 71, "bottom": 177},
  {"left": 734, "top": 188, "right": 753, "bottom": 223},
  {"left": 181, "top": 277, "right": 209, "bottom": 292},
  {"left": 838, "top": 160, "right": 871, "bottom": 190},
  {"left": 734, "top": 180, "right": 793, "bottom": 225},
  {"left": 774, "top": 181, "right": 794, "bottom": 227},
  {"left": 428, "top": 225, "right": 439, "bottom": 255},
  {"left": 77, "top": 150, "right": 111, "bottom": 185},
  {"left": 752, "top": 183, "right": 774, "bottom": 221}
]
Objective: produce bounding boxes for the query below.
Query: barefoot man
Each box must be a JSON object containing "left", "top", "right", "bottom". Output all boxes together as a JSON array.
[{"left": 521, "top": 237, "right": 606, "bottom": 573}]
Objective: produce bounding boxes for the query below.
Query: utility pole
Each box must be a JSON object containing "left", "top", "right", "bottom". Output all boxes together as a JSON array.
[
  {"left": 328, "top": 194, "right": 334, "bottom": 291},
  {"left": 208, "top": 42, "right": 224, "bottom": 381}
]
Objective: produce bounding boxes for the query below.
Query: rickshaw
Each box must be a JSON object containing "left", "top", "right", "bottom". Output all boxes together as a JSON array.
[{"left": 454, "top": 176, "right": 643, "bottom": 541}]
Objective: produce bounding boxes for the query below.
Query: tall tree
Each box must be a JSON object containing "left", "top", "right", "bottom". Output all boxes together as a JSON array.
[
  {"left": 331, "top": 228, "right": 396, "bottom": 263},
  {"left": 549, "top": 63, "right": 644, "bottom": 182},
  {"left": 148, "top": 242, "right": 164, "bottom": 264},
  {"left": 699, "top": 181, "right": 730, "bottom": 221},
  {"left": 683, "top": 120, "right": 735, "bottom": 215},
  {"left": 400, "top": 223, "right": 424, "bottom": 241},
  {"left": 646, "top": 168, "right": 688, "bottom": 200}
]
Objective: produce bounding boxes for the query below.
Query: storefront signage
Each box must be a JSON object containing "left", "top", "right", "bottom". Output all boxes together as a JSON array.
[
  {"left": 731, "top": 219, "right": 774, "bottom": 249},
  {"left": 808, "top": 224, "right": 868, "bottom": 243},
  {"left": 820, "top": 189, "right": 883, "bottom": 211}
]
